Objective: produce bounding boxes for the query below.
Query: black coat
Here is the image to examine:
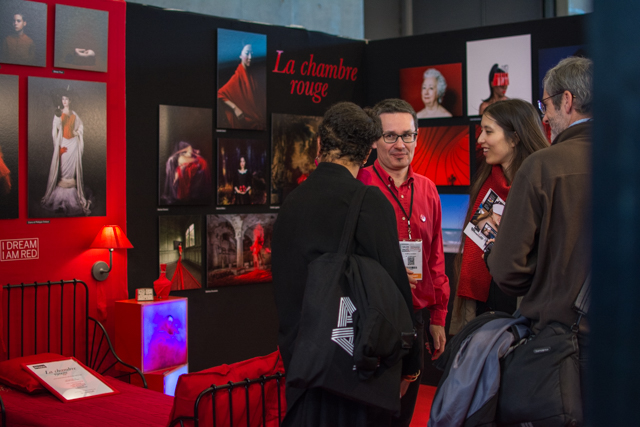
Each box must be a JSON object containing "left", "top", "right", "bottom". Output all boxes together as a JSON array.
[{"left": 272, "top": 162, "right": 420, "bottom": 426}]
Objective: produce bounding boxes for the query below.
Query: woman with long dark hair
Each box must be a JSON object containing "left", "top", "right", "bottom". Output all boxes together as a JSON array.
[{"left": 452, "top": 99, "right": 549, "bottom": 332}]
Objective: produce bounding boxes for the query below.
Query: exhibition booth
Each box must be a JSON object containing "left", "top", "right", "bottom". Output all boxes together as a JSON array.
[{"left": 0, "top": 0, "right": 586, "bottom": 424}]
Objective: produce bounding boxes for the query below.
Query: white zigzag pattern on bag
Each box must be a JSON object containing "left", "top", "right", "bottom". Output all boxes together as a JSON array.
[
  {"left": 337, "top": 296, "right": 356, "bottom": 327},
  {"left": 332, "top": 297, "right": 357, "bottom": 355}
]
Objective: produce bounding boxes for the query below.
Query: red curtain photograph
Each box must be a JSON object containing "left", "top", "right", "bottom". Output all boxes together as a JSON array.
[{"left": 413, "top": 125, "right": 469, "bottom": 186}]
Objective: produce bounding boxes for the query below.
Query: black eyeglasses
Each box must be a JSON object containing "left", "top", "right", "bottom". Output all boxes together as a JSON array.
[
  {"left": 537, "top": 92, "right": 564, "bottom": 115},
  {"left": 381, "top": 132, "right": 418, "bottom": 144}
]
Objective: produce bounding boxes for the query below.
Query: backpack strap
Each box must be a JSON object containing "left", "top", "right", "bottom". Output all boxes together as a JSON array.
[{"left": 337, "top": 186, "right": 369, "bottom": 255}]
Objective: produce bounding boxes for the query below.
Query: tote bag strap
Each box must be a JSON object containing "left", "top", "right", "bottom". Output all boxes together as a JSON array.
[{"left": 337, "top": 186, "right": 369, "bottom": 255}]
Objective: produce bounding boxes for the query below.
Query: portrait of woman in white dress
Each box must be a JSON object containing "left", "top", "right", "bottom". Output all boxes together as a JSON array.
[
  {"left": 28, "top": 77, "right": 106, "bottom": 218},
  {"left": 41, "top": 90, "right": 91, "bottom": 215}
]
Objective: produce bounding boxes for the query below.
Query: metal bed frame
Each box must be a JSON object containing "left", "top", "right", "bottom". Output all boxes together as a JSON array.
[
  {"left": 168, "top": 372, "right": 285, "bottom": 427},
  {"left": 0, "top": 280, "right": 147, "bottom": 426}
]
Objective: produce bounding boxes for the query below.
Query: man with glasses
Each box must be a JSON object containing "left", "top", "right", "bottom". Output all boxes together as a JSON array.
[
  {"left": 488, "top": 57, "right": 592, "bottom": 406},
  {"left": 363, "top": 99, "right": 449, "bottom": 427}
]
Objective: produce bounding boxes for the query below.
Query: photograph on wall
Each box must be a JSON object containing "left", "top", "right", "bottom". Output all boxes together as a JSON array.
[
  {"left": 217, "top": 28, "right": 267, "bottom": 130},
  {"left": 0, "top": 0, "right": 47, "bottom": 67},
  {"left": 466, "top": 34, "right": 531, "bottom": 116},
  {"left": 54, "top": 5, "right": 109, "bottom": 72},
  {"left": 271, "top": 113, "right": 322, "bottom": 204},
  {"left": 159, "top": 105, "right": 213, "bottom": 206},
  {"left": 159, "top": 215, "right": 203, "bottom": 292},
  {"left": 399, "top": 63, "right": 463, "bottom": 119},
  {"left": 217, "top": 138, "right": 268, "bottom": 206},
  {"left": 28, "top": 77, "right": 106, "bottom": 218},
  {"left": 538, "top": 45, "right": 587, "bottom": 142},
  {"left": 206, "top": 213, "right": 277, "bottom": 287},
  {"left": 440, "top": 194, "right": 470, "bottom": 253},
  {"left": 413, "top": 125, "right": 470, "bottom": 186},
  {"left": 0, "top": 75, "right": 19, "bottom": 219}
]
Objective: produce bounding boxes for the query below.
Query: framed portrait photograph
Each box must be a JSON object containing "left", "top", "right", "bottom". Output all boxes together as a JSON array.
[
  {"left": 159, "top": 105, "right": 213, "bottom": 206},
  {"left": 206, "top": 213, "right": 277, "bottom": 287},
  {"left": 28, "top": 77, "right": 106, "bottom": 218},
  {"left": 0, "top": 0, "right": 47, "bottom": 67},
  {"left": 413, "top": 125, "right": 470, "bottom": 186},
  {"left": 466, "top": 34, "right": 532, "bottom": 116},
  {"left": 217, "top": 138, "right": 268, "bottom": 206},
  {"left": 270, "top": 113, "right": 322, "bottom": 205},
  {"left": 217, "top": 28, "right": 267, "bottom": 130},
  {"left": 399, "top": 63, "right": 463, "bottom": 119},
  {"left": 159, "top": 215, "right": 203, "bottom": 292},
  {"left": 0, "top": 74, "right": 19, "bottom": 219},
  {"left": 54, "top": 4, "right": 109, "bottom": 72}
]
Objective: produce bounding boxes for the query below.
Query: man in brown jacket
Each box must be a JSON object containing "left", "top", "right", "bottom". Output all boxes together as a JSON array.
[{"left": 487, "top": 56, "right": 592, "bottom": 387}]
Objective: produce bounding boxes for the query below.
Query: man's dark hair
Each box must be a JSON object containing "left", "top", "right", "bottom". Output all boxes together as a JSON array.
[
  {"left": 318, "top": 102, "right": 382, "bottom": 164},
  {"left": 370, "top": 98, "right": 418, "bottom": 130}
]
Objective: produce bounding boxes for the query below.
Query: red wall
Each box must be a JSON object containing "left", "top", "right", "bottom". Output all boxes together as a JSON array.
[{"left": 1, "top": 0, "right": 126, "bottom": 327}]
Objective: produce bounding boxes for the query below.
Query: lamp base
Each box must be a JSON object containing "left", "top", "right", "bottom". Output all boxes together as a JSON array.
[{"left": 92, "top": 261, "right": 110, "bottom": 281}]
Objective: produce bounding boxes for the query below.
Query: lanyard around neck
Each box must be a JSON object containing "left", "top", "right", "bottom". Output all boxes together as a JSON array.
[{"left": 373, "top": 165, "right": 414, "bottom": 239}]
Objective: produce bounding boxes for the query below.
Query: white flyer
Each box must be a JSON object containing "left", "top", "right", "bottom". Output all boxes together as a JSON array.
[{"left": 23, "top": 358, "right": 117, "bottom": 402}]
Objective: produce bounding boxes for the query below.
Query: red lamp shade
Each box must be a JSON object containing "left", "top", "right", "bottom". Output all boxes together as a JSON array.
[
  {"left": 91, "top": 225, "right": 133, "bottom": 281},
  {"left": 91, "top": 225, "right": 133, "bottom": 249}
]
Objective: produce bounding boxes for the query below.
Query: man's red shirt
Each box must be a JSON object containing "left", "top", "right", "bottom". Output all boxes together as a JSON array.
[{"left": 361, "top": 159, "right": 450, "bottom": 326}]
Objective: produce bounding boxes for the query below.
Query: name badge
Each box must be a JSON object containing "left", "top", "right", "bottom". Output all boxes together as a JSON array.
[{"left": 399, "top": 240, "right": 423, "bottom": 280}]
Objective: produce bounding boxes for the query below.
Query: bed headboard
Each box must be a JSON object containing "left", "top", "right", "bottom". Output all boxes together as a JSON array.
[
  {"left": 3, "top": 280, "right": 145, "bottom": 386},
  {"left": 4, "top": 280, "right": 89, "bottom": 361}
]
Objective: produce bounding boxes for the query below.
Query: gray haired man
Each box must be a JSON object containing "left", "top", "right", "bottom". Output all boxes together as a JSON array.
[{"left": 488, "top": 56, "right": 592, "bottom": 402}]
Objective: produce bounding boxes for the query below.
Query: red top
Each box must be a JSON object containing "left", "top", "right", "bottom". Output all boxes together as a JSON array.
[
  {"left": 361, "top": 159, "right": 450, "bottom": 325},
  {"left": 457, "top": 165, "right": 511, "bottom": 302}
]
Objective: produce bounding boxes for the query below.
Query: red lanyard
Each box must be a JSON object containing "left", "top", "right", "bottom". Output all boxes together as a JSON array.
[{"left": 373, "top": 166, "right": 414, "bottom": 240}]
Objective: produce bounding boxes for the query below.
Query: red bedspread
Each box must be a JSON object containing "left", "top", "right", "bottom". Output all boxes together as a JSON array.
[{"left": 0, "top": 376, "right": 173, "bottom": 426}]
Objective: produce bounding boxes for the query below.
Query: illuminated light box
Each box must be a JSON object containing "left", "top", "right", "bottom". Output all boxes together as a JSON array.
[{"left": 115, "top": 297, "right": 188, "bottom": 373}]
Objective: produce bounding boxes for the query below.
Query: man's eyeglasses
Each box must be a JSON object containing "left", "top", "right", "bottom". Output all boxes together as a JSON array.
[
  {"left": 381, "top": 132, "right": 418, "bottom": 144},
  {"left": 537, "top": 92, "right": 564, "bottom": 115}
]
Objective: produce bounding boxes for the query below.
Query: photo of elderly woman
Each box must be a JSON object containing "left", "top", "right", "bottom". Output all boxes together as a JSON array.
[
  {"left": 0, "top": 0, "right": 46, "bottom": 67},
  {"left": 54, "top": 4, "right": 108, "bottom": 72},
  {"left": 399, "top": 63, "right": 462, "bottom": 118},
  {"left": 217, "top": 138, "right": 267, "bottom": 206},
  {"left": 159, "top": 105, "right": 213, "bottom": 206},
  {"left": 28, "top": 78, "right": 106, "bottom": 218},
  {"left": 0, "top": 75, "right": 19, "bottom": 219},
  {"left": 466, "top": 34, "right": 531, "bottom": 116}
]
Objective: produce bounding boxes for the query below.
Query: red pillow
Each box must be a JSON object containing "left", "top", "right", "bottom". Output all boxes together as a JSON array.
[
  {"left": 0, "top": 353, "right": 68, "bottom": 394},
  {"left": 168, "top": 350, "right": 286, "bottom": 427}
]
